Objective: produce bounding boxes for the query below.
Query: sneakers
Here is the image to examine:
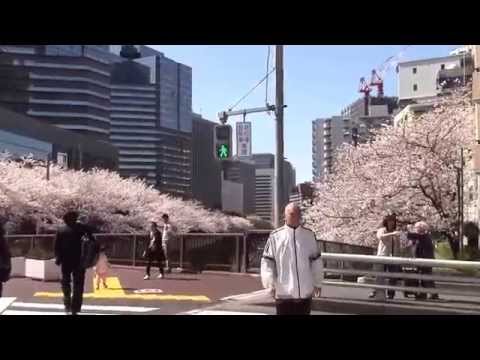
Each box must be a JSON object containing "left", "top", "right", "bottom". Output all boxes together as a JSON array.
[
  {"left": 144, "top": 274, "right": 150, "bottom": 280},
  {"left": 157, "top": 274, "right": 164, "bottom": 279}
]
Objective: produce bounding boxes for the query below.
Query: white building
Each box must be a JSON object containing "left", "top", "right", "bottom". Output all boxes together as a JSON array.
[{"left": 397, "top": 54, "right": 468, "bottom": 102}]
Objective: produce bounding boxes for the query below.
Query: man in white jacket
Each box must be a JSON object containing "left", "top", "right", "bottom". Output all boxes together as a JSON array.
[{"left": 261, "top": 203, "right": 322, "bottom": 315}]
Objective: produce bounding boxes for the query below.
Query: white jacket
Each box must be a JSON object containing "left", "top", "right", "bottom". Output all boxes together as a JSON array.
[{"left": 261, "top": 225, "right": 323, "bottom": 300}]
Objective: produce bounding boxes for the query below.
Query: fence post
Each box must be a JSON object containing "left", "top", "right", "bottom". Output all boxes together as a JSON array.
[
  {"left": 179, "top": 234, "right": 184, "bottom": 270},
  {"left": 241, "top": 233, "right": 247, "bottom": 273},
  {"left": 132, "top": 234, "right": 137, "bottom": 267},
  {"left": 236, "top": 235, "right": 241, "bottom": 273}
]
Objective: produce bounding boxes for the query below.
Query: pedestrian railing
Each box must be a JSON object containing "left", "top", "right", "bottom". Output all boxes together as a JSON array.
[
  {"left": 321, "top": 253, "right": 480, "bottom": 300},
  {"left": 6, "top": 232, "right": 375, "bottom": 275}
]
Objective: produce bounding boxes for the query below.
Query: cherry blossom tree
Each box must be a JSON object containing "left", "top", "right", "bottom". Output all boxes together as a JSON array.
[
  {"left": 304, "top": 88, "right": 475, "bottom": 255},
  {"left": 0, "top": 156, "right": 252, "bottom": 234}
]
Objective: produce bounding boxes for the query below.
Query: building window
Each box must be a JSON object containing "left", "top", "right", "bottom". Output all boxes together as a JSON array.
[
  {"left": 441, "top": 64, "right": 445, "bottom": 70},
  {"left": 412, "top": 67, "right": 417, "bottom": 74},
  {"left": 413, "top": 84, "right": 418, "bottom": 92}
]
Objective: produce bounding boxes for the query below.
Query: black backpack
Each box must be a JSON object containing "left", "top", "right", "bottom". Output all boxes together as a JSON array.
[{"left": 80, "top": 231, "right": 100, "bottom": 269}]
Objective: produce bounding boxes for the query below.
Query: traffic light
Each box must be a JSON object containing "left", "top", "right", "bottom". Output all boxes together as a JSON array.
[{"left": 214, "top": 124, "right": 232, "bottom": 160}]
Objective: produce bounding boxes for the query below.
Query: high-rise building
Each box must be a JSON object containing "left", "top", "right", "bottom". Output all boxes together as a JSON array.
[
  {"left": 221, "top": 159, "right": 256, "bottom": 216},
  {"left": 312, "top": 116, "right": 349, "bottom": 181},
  {"left": 192, "top": 113, "right": 222, "bottom": 209},
  {"left": 0, "top": 105, "right": 117, "bottom": 170},
  {"left": 239, "top": 153, "right": 295, "bottom": 223},
  {"left": 0, "top": 45, "right": 193, "bottom": 198},
  {"left": 0, "top": 46, "right": 112, "bottom": 141}
]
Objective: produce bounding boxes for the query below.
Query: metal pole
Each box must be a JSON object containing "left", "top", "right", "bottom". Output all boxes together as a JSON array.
[
  {"left": 46, "top": 153, "right": 50, "bottom": 181},
  {"left": 242, "top": 233, "right": 247, "bottom": 273},
  {"left": 460, "top": 148, "right": 464, "bottom": 252},
  {"left": 274, "top": 45, "right": 285, "bottom": 229},
  {"left": 235, "top": 236, "right": 241, "bottom": 273},
  {"left": 179, "top": 235, "right": 184, "bottom": 269},
  {"left": 132, "top": 234, "right": 137, "bottom": 266}
]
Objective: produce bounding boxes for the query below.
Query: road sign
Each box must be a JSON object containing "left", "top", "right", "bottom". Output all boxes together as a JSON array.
[{"left": 236, "top": 122, "right": 252, "bottom": 157}]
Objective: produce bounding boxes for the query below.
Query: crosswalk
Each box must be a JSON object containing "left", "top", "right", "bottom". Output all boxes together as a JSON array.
[
  {"left": 181, "top": 308, "right": 268, "bottom": 315},
  {"left": 0, "top": 298, "right": 160, "bottom": 315}
]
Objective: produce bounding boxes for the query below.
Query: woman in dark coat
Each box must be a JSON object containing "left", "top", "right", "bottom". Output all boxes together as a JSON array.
[
  {"left": 406, "top": 221, "right": 439, "bottom": 300},
  {"left": 0, "top": 223, "right": 12, "bottom": 297}
]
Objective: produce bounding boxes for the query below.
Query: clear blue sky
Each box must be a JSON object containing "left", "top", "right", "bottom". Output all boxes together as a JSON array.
[{"left": 150, "top": 45, "right": 457, "bottom": 183}]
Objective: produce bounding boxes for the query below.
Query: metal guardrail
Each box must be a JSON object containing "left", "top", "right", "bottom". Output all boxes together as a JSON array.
[
  {"left": 6, "top": 232, "right": 375, "bottom": 274},
  {"left": 321, "top": 253, "right": 480, "bottom": 300}
]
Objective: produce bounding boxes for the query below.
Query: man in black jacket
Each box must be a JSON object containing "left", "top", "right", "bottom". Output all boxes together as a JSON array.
[{"left": 55, "top": 211, "right": 94, "bottom": 315}]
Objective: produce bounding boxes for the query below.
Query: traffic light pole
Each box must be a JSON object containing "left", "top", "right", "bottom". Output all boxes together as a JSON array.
[
  {"left": 218, "top": 46, "right": 286, "bottom": 228},
  {"left": 274, "top": 45, "right": 284, "bottom": 228}
]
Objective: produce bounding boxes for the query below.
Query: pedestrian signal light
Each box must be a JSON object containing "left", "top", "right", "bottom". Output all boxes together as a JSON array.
[{"left": 214, "top": 125, "right": 232, "bottom": 161}]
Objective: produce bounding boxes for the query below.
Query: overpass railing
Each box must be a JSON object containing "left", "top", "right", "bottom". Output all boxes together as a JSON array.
[
  {"left": 321, "top": 253, "right": 480, "bottom": 300},
  {"left": 6, "top": 232, "right": 374, "bottom": 274}
]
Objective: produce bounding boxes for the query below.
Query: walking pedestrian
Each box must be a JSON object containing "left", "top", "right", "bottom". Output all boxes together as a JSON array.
[
  {"left": 407, "top": 221, "right": 439, "bottom": 300},
  {"left": 261, "top": 203, "right": 322, "bottom": 315},
  {"left": 369, "top": 213, "right": 406, "bottom": 300},
  {"left": 144, "top": 222, "right": 165, "bottom": 280},
  {"left": 161, "top": 214, "right": 175, "bottom": 273},
  {"left": 0, "top": 223, "right": 11, "bottom": 298},
  {"left": 55, "top": 211, "right": 96, "bottom": 315},
  {"left": 94, "top": 245, "right": 110, "bottom": 290}
]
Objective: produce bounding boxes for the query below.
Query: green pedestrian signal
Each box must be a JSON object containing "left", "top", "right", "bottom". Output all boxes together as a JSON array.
[
  {"left": 214, "top": 124, "right": 232, "bottom": 160},
  {"left": 217, "top": 144, "right": 230, "bottom": 159}
]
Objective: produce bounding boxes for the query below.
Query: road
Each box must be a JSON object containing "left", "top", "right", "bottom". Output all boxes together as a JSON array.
[
  {"left": 4, "top": 266, "right": 480, "bottom": 315},
  {"left": 0, "top": 266, "right": 263, "bottom": 315}
]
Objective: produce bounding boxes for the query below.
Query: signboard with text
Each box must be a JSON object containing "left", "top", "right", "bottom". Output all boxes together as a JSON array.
[{"left": 236, "top": 122, "right": 252, "bottom": 157}]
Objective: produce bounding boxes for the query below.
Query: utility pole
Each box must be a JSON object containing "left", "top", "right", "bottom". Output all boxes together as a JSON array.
[{"left": 274, "top": 45, "right": 285, "bottom": 228}]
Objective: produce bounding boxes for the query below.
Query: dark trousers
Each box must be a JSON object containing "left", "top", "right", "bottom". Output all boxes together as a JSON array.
[
  {"left": 416, "top": 266, "right": 437, "bottom": 298},
  {"left": 275, "top": 298, "right": 312, "bottom": 315},
  {"left": 146, "top": 252, "right": 164, "bottom": 276},
  {"left": 61, "top": 265, "right": 86, "bottom": 313},
  {"left": 386, "top": 265, "right": 401, "bottom": 298}
]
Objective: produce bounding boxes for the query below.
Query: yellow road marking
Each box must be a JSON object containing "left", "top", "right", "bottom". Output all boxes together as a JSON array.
[{"left": 34, "top": 277, "right": 210, "bottom": 302}]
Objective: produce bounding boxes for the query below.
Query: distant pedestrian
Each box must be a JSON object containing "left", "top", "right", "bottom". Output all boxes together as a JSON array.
[
  {"left": 261, "top": 203, "right": 322, "bottom": 315},
  {"left": 144, "top": 222, "right": 165, "bottom": 280},
  {"left": 0, "top": 223, "right": 11, "bottom": 298},
  {"left": 407, "top": 221, "right": 438, "bottom": 300},
  {"left": 55, "top": 211, "right": 96, "bottom": 315},
  {"left": 369, "top": 213, "right": 406, "bottom": 300},
  {"left": 94, "top": 245, "right": 110, "bottom": 290},
  {"left": 161, "top": 214, "right": 175, "bottom": 273}
]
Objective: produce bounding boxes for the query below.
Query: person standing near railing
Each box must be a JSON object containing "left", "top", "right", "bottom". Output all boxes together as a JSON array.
[
  {"left": 261, "top": 203, "right": 322, "bottom": 315},
  {"left": 0, "top": 223, "right": 12, "bottom": 298},
  {"left": 144, "top": 222, "right": 165, "bottom": 280},
  {"left": 406, "top": 221, "right": 439, "bottom": 300},
  {"left": 161, "top": 214, "right": 175, "bottom": 273},
  {"left": 369, "top": 213, "right": 406, "bottom": 300}
]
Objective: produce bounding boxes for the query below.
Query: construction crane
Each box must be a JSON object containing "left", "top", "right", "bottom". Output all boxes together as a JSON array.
[{"left": 358, "top": 46, "right": 411, "bottom": 116}]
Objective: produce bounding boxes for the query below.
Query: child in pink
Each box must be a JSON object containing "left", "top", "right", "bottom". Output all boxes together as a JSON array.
[{"left": 95, "top": 245, "right": 110, "bottom": 290}]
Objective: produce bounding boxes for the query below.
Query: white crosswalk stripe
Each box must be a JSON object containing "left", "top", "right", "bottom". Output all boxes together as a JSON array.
[
  {"left": 181, "top": 309, "right": 267, "bottom": 315},
  {"left": 1, "top": 299, "right": 160, "bottom": 315}
]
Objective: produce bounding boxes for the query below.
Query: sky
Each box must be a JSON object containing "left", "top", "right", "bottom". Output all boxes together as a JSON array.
[{"left": 150, "top": 45, "right": 457, "bottom": 183}]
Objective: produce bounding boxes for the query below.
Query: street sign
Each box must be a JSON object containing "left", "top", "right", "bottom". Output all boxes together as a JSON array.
[{"left": 236, "top": 122, "right": 252, "bottom": 157}]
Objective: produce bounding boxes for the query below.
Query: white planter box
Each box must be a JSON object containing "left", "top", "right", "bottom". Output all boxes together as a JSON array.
[
  {"left": 11, "top": 257, "right": 26, "bottom": 277},
  {"left": 25, "top": 258, "right": 61, "bottom": 281}
]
